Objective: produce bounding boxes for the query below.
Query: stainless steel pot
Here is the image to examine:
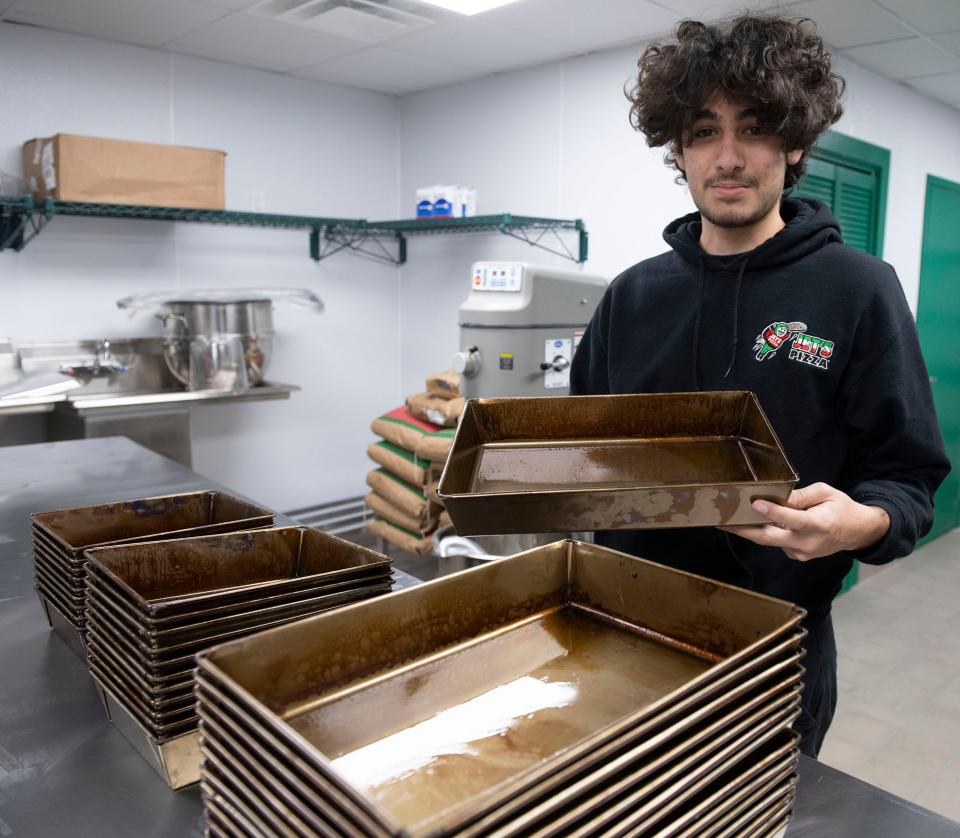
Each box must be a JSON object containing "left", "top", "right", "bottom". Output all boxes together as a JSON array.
[{"left": 157, "top": 299, "right": 273, "bottom": 387}]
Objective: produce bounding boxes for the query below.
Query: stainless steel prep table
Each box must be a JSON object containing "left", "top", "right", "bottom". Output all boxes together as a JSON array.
[{"left": 0, "top": 437, "right": 957, "bottom": 838}]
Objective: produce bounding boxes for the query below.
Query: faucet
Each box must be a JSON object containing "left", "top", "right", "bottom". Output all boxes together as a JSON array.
[
  {"left": 60, "top": 339, "right": 130, "bottom": 380},
  {"left": 95, "top": 340, "right": 128, "bottom": 375}
]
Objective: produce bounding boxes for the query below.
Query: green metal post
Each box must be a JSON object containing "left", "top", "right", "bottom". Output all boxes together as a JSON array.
[
  {"left": 396, "top": 231, "right": 407, "bottom": 265},
  {"left": 309, "top": 228, "right": 320, "bottom": 261},
  {"left": 0, "top": 212, "right": 23, "bottom": 251},
  {"left": 577, "top": 221, "right": 589, "bottom": 263}
]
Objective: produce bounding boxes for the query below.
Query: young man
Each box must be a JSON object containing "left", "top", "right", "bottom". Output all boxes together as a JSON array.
[{"left": 570, "top": 15, "right": 950, "bottom": 757}]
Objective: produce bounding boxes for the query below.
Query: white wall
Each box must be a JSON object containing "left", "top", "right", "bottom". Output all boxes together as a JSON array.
[
  {"left": 0, "top": 22, "right": 400, "bottom": 512},
  {"left": 397, "top": 45, "right": 960, "bottom": 395}
]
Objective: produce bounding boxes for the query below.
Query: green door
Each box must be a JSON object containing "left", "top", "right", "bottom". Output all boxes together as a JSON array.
[
  {"left": 797, "top": 156, "right": 881, "bottom": 255},
  {"left": 916, "top": 176, "right": 960, "bottom": 542}
]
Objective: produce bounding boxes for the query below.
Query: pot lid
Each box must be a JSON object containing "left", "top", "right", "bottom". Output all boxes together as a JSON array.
[{"left": 117, "top": 288, "right": 324, "bottom": 314}]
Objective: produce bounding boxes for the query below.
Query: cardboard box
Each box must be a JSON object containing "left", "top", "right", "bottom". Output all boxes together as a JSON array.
[{"left": 22, "top": 134, "right": 225, "bottom": 209}]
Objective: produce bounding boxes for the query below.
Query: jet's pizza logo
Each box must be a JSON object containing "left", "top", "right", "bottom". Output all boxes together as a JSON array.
[
  {"left": 753, "top": 320, "right": 835, "bottom": 371},
  {"left": 789, "top": 332, "right": 835, "bottom": 370},
  {"left": 753, "top": 321, "right": 807, "bottom": 361}
]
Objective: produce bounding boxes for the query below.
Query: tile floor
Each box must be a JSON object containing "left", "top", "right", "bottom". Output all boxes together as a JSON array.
[
  {"left": 383, "top": 528, "right": 960, "bottom": 823},
  {"left": 819, "top": 527, "right": 960, "bottom": 822}
]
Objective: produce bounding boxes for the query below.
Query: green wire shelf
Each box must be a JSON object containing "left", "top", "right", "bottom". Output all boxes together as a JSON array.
[
  {"left": 364, "top": 214, "right": 583, "bottom": 233},
  {"left": 356, "top": 213, "right": 588, "bottom": 264},
  {"left": 48, "top": 200, "right": 358, "bottom": 230},
  {"left": 0, "top": 197, "right": 588, "bottom": 264}
]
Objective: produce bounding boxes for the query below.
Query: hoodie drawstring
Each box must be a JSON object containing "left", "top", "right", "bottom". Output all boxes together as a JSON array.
[
  {"left": 692, "top": 260, "right": 704, "bottom": 391},
  {"left": 723, "top": 257, "right": 749, "bottom": 379}
]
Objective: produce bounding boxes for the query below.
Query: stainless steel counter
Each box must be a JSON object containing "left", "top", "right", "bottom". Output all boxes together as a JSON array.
[
  {"left": 0, "top": 380, "right": 299, "bottom": 413},
  {"left": 0, "top": 391, "right": 65, "bottom": 415},
  {"left": 0, "top": 437, "right": 957, "bottom": 837}
]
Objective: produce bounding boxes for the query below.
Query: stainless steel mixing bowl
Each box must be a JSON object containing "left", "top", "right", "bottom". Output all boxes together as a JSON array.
[{"left": 157, "top": 299, "right": 273, "bottom": 387}]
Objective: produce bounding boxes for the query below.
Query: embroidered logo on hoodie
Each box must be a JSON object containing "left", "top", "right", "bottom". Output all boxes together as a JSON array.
[
  {"left": 789, "top": 332, "right": 835, "bottom": 369},
  {"left": 753, "top": 321, "right": 807, "bottom": 361},
  {"left": 752, "top": 320, "right": 835, "bottom": 370}
]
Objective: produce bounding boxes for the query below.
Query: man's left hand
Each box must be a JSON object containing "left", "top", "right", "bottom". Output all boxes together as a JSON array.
[{"left": 718, "top": 482, "right": 890, "bottom": 562}]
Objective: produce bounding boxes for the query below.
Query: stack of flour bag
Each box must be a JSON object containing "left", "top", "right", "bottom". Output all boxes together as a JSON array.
[{"left": 365, "top": 371, "right": 464, "bottom": 553}]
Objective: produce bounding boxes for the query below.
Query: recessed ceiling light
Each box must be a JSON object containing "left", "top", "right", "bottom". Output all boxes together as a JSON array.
[{"left": 414, "top": 0, "right": 523, "bottom": 15}]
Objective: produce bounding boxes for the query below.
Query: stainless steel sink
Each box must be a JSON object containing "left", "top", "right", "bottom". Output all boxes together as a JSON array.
[
  {"left": 19, "top": 337, "right": 177, "bottom": 395},
  {"left": 5, "top": 338, "right": 298, "bottom": 412},
  {"left": 0, "top": 338, "right": 299, "bottom": 465}
]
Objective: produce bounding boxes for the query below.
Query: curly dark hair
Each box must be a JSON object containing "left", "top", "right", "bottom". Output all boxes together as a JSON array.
[{"left": 627, "top": 15, "right": 845, "bottom": 189}]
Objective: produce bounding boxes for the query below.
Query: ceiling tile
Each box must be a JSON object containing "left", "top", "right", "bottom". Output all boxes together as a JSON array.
[
  {"left": 843, "top": 37, "right": 960, "bottom": 79},
  {"left": 384, "top": 16, "right": 572, "bottom": 73},
  {"left": 5, "top": 0, "right": 227, "bottom": 46},
  {"left": 480, "top": 0, "right": 677, "bottom": 51},
  {"left": 296, "top": 46, "right": 477, "bottom": 95},
  {"left": 933, "top": 30, "right": 960, "bottom": 56},
  {"left": 873, "top": 0, "right": 960, "bottom": 35},
  {"left": 165, "top": 39, "right": 293, "bottom": 73},
  {"left": 169, "top": 12, "right": 364, "bottom": 70},
  {"left": 904, "top": 71, "right": 960, "bottom": 108},
  {"left": 652, "top": 0, "right": 807, "bottom": 20},
  {"left": 787, "top": 0, "right": 914, "bottom": 48},
  {"left": 190, "top": 0, "right": 259, "bottom": 9}
]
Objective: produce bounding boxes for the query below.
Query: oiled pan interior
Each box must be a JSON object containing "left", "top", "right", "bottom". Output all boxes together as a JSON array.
[
  {"left": 473, "top": 437, "right": 758, "bottom": 493},
  {"left": 33, "top": 491, "right": 271, "bottom": 550},
  {"left": 88, "top": 527, "right": 387, "bottom": 602},
  {"left": 200, "top": 542, "right": 800, "bottom": 715},
  {"left": 287, "top": 604, "right": 713, "bottom": 827}
]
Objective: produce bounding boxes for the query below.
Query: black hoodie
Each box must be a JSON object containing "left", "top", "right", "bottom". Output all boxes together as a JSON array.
[{"left": 570, "top": 197, "right": 950, "bottom": 621}]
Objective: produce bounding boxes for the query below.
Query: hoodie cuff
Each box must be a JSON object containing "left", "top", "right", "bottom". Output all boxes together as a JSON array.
[{"left": 845, "top": 495, "right": 905, "bottom": 565}]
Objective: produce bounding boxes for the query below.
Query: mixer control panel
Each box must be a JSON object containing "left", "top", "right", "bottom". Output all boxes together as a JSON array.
[{"left": 472, "top": 263, "right": 522, "bottom": 292}]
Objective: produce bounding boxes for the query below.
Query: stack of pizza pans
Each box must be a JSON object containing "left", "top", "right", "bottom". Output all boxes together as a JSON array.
[
  {"left": 82, "top": 526, "right": 392, "bottom": 789},
  {"left": 196, "top": 539, "right": 805, "bottom": 837},
  {"left": 31, "top": 491, "right": 274, "bottom": 658}
]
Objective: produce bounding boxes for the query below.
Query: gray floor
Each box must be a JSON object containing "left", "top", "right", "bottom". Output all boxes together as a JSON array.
[{"left": 819, "top": 528, "right": 960, "bottom": 821}]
